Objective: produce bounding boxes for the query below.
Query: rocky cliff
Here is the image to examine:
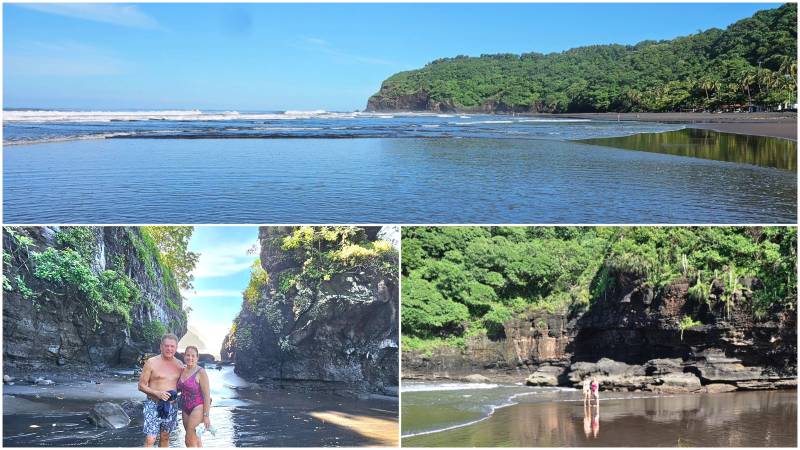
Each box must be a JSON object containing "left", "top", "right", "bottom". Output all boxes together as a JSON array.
[
  {"left": 403, "top": 267, "right": 796, "bottom": 392},
  {"left": 221, "top": 226, "right": 399, "bottom": 394},
  {"left": 3, "top": 226, "right": 186, "bottom": 370}
]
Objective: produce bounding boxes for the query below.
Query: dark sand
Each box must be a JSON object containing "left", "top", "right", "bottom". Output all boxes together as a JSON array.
[
  {"left": 403, "top": 390, "right": 797, "bottom": 447},
  {"left": 3, "top": 367, "right": 398, "bottom": 447},
  {"left": 552, "top": 112, "right": 797, "bottom": 140}
]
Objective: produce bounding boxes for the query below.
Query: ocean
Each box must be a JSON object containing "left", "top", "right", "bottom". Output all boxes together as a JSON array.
[{"left": 3, "top": 110, "right": 795, "bottom": 223}]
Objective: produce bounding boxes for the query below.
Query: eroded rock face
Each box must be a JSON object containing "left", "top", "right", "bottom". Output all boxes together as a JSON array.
[
  {"left": 221, "top": 227, "right": 398, "bottom": 394},
  {"left": 402, "top": 267, "right": 796, "bottom": 393},
  {"left": 3, "top": 227, "right": 187, "bottom": 370},
  {"left": 366, "top": 91, "right": 456, "bottom": 113},
  {"left": 402, "top": 311, "right": 574, "bottom": 378}
]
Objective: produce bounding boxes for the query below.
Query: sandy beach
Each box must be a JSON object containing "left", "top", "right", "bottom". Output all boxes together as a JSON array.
[
  {"left": 550, "top": 112, "right": 797, "bottom": 140},
  {"left": 3, "top": 367, "right": 398, "bottom": 447}
]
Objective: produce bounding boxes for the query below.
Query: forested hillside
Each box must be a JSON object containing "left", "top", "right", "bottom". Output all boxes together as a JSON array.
[
  {"left": 368, "top": 3, "right": 797, "bottom": 113},
  {"left": 401, "top": 227, "right": 797, "bottom": 350}
]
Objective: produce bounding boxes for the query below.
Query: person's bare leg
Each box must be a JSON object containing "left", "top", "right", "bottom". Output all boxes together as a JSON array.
[
  {"left": 185, "top": 406, "right": 205, "bottom": 447},
  {"left": 144, "top": 435, "right": 157, "bottom": 447},
  {"left": 158, "top": 430, "right": 169, "bottom": 448},
  {"left": 183, "top": 411, "right": 191, "bottom": 447}
]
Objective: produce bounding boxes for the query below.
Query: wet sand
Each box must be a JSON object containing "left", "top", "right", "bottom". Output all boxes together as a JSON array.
[
  {"left": 402, "top": 390, "right": 797, "bottom": 447},
  {"left": 3, "top": 367, "right": 398, "bottom": 447},
  {"left": 552, "top": 112, "right": 797, "bottom": 140}
]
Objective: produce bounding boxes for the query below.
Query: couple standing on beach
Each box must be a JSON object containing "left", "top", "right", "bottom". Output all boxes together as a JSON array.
[
  {"left": 138, "top": 334, "right": 212, "bottom": 447},
  {"left": 582, "top": 378, "right": 600, "bottom": 438}
]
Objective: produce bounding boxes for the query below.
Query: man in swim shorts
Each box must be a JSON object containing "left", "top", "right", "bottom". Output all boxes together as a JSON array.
[
  {"left": 138, "top": 333, "right": 184, "bottom": 447},
  {"left": 582, "top": 378, "right": 592, "bottom": 406}
]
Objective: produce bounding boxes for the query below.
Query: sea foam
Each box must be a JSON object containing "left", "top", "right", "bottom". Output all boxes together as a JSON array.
[{"left": 401, "top": 382, "right": 500, "bottom": 392}]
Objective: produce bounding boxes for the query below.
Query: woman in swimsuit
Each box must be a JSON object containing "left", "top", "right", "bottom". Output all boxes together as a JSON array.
[
  {"left": 590, "top": 378, "right": 600, "bottom": 407},
  {"left": 178, "top": 346, "right": 211, "bottom": 447}
]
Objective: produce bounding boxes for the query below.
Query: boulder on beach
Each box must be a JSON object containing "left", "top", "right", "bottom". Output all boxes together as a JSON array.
[
  {"left": 525, "top": 366, "right": 563, "bottom": 386},
  {"left": 702, "top": 383, "right": 738, "bottom": 394},
  {"left": 34, "top": 377, "right": 54, "bottom": 386},
  {"left": 88, "top": 402, "right": 131, "bottom": 429},
  {"left": 570, "top": 358, "right": 644, "bottom": 380},
  {"left": 120, "top": 400, "right": 144, "bottom": 420},
  {"left": 463, "top": 374, "right": 490, "bottom": 383},
  {"left": 693, "top": 349, "right": 764, "bottom": 383},
  {"left": 650, "top": 372, "right": 702, "bottom": 393}
]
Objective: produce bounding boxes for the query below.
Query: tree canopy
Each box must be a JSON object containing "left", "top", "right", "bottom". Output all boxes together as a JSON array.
[
  {"left": 369, "top": 4, "right": 797, "bottom": 113},
  {"left": 141, "top": 226, "right": 199, "bottom": 290},
  {"left": 402, "top": 227, "right": 797, "bottom": 349}
]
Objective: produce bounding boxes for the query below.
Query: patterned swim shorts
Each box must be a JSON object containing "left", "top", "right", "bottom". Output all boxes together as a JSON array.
[{"left": 142, "top": 399, "right": 178, "bottom": 437}]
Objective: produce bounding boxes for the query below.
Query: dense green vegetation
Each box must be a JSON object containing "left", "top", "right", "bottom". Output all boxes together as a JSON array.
[
  {"left": 142, "top": 226, "right": 199, "bottom": 290},
  {"left": 402, "top": 227, "right": 796, "bottom": 350},
  {"left": 3, "top": 227, "right": 141, "bottom": 327},
  {"left": 3, "top": 226, "right": 187, "bottom": 334},
  {"left": 370, "top": 4, "right": 796, "bottom": 113}
]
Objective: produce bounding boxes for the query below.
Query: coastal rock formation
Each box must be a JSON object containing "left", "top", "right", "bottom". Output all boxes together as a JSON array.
[
  {"left": 221, "top": 226, "right": 399, "bottom": 394},
  {"left": 88, "top": 402, "right": 131, "bottom": 429},
  {"left": 463, "top": 374, "right": 490, "bottom": 383},
  {"left": 3, "top": 227, "right": 187, "bottom": 371},
  {"left": 402, "top": 266, "right": 796, "bottom": 393},
  {"left": 403, "top": 311, "right": 573, "bottom": 379},
  {"left": 524, "top": 365, "right": 563, "bottom": 386}
]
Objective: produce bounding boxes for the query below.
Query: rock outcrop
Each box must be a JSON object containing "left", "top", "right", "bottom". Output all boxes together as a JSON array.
[
  {"left": 3, "top": 226, "right": 186, "bottom": 370},
  {"left": 221, "top": 226, "right": 399, "bottom": 394},
  {"left": 88, "top": 402, "right": 131, "bottom": 429},
  {"left": 402, "top": 266, "right": 796, "bottom": 393}
]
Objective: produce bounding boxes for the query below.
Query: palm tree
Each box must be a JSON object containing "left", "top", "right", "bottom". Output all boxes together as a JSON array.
[
  {"left": 740, "top": 70, "right": 758, "bottom": 111},
  {"left": 779, "top": 58, "right": 798, "bottom": 104},
  {"left": 699, "top": 77, "right": 719, "bottom": 109}
]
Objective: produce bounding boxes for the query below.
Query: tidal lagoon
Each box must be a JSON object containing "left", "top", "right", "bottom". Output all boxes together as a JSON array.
[{"left": 3, "top": 113, "right": 796, "bottom": 223}]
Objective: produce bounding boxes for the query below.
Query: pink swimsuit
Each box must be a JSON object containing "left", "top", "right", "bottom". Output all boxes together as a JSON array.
[{"left": 177, "top": 369, "right": 204, "bottom": 414}]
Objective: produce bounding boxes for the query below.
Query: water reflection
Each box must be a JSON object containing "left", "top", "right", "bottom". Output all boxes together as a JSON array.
[
  {"left": 579, "top": 128, "right": 797, "bottom": 171},
  {"left": 402, "top": 390, "right": 797, "bottom": 447},
  {"left": 583, "top": 403, "right": 600, "bottom": 440}
]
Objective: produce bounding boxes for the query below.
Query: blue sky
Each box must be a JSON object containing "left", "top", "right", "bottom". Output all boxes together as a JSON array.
[
  {"left": 181, "top": 226, "right": 259, "bottom": 357},
  {"left": 3, "top": 2, "right": 782, "bottom": 111}
]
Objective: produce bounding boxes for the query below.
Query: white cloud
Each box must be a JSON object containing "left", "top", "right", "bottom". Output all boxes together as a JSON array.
[
  {"left": 182, "top": 289, "right": 244, "bottom": 299},
  {"left": 5, "top": 41, "right": 128, "bottom": 77},
  {"left": 191, "top": 241, "right": 259, "bottom": 278},
  {"left": 304, "top": 37, "right": 328, "bottom": 46},
  {"left": 19, "top": 3, "right": 159, "bottom": 29},
  {"left": 299, "top": 35, "right": 397, "bottom": 66}
]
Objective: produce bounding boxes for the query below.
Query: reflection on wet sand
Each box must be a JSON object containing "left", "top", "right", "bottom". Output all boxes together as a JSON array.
[
  {"left": 582, "top": 403, "right": 600, "bottom": 440},
  {"left": 402, "top": 390, "right": 796, "bottom": 447},
  {"left": 579, "top": 128, "right": 797, "bottom": 170},
  {"left": 310, "top": 411, "right": 399, "bottom": 446}
]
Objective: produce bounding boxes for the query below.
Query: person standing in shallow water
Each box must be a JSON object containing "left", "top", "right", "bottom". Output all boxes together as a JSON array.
[
  {"left": 590, "top": 378, "right": 600, "bottom": 407},
  {"left": 582, "top": 378, "right": 592, "bottom": 406},
  {"left": 138, "top": 334, "right": 184, "bottom": 447},
  {"left": 178, "top": 346, "right": 212, "bottom": 447}
]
